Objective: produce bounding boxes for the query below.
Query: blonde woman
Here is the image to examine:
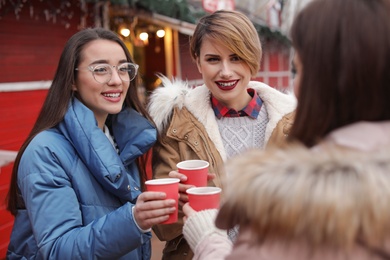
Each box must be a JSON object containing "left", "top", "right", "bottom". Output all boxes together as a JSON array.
[{"left": 147, "top": 10, "right": 296, "bottom": 260}]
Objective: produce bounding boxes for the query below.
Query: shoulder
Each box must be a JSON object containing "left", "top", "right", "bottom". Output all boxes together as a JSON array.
[
  {"left": 20, "top": 129, "right": 76, "bottom": 177},
  {"left": 249, "top": 81, "right": 296, "bottom": 112},
  {"left": 25, "top": 129, "right": 72, "bottom": 155},
  {"left": 147, "top": 75, "right": 209, "bottom": 132},
  {"left": 148, "top": 75, "right": 193, "bottom": 106}
]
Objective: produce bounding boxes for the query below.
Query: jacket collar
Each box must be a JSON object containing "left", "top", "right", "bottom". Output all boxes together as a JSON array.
[
  {"left": 111, "top": 107, "right": 157, "bottom": 165},
  {"left": 211, "top": 88, "right": 262, "bottom": 119},
  {"left": 58, "top": 98, "right": 156, "bottom": 201},
  {"left": 324, "top": 121, "right": 390, "bottom": 151}
]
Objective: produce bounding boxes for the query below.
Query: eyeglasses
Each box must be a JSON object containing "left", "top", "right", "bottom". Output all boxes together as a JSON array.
[{"left": 75, "top": 62, "right": 139, "bottom": 84}]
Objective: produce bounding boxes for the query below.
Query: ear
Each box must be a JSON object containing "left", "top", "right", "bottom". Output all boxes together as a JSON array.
[
  {"left": 196, "top": 57, "right": 202, "bottom": 74},
  {"left": 71, "top": 84, "right": 78, "bottom": 91}
]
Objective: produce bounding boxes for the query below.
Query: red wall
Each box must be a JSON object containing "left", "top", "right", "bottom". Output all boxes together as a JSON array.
[
  {"left": 257, "top": 43, "right": 291, "bottom": 91},
  {"left": 178, "top": 33, "right": 201, "bottom": 81},
  {"left": 0, "top": 164, "right": 14, "bottom": 260},
  {"left": 0, "top": 1, "right": 92, "bottom": 258},
  {"left": 0, "top": 90, "right": 48, "bottom": 258},
  {"left": 0, "top": 0, "right": 87, "bottom": 82},
  {"left": 0, "top": 90, "right": 48, "bottom": 150}
]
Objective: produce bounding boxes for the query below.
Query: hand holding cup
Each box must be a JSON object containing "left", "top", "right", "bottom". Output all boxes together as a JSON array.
[
  {"left": 168, "top": 170, "right": 194, "bottom": 206},
  {"left": 144, "top": 178, "right": 180, "bottom": 224},
  {"left": 177, "top": 160, "right": 209, "bottom": 187},
  {"left": 133, "top": 191, "right": 177, "bottom": 230},
  {"left": 186, "top": 186, "right": 221, "bottom": 212}
]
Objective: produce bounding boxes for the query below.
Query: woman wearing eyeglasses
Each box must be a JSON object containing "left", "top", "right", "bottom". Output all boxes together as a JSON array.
[{"left": 6, "top": 28, "right": 175, "bottom": 259}]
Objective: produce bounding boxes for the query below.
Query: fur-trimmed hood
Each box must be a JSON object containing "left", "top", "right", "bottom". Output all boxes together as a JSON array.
[
  {"left": 147, "top": 76, "right": 296, "bottom": 143},
  {"left": 216, "top": 144, "right": 390, "bottom": 248}
]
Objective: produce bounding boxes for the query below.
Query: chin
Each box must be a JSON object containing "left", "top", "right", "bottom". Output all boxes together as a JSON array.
[{"left": 107, "top": 107, "right": 123, "bottom": 115}]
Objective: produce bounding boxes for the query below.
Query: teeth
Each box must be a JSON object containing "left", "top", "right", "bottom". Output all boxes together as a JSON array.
[
  {"left": 103, "top": 93, "right": 120, "bottom": 98},
  {"left": 218, "top": 81, "right": 236, "bottom": 87}
]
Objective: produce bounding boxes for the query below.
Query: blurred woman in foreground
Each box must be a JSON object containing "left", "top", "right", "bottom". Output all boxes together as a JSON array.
[{"left": 182, "top": 0, "right": 390, "bottom": 259}]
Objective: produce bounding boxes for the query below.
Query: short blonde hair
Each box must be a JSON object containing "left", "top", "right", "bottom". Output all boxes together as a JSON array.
[{"left": 190, "top": 10, "right": 262, "bottom": 76}]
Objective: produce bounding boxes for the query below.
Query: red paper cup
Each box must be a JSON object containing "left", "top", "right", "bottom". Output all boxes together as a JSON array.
[
  {"left": 177, "top": 160, "right": 209, "bottom": 187},
  {"left": 187, "top": 187, "right": 221, "bottom": 211},
  {"left": 145, "top": 178, "right": 180, "bottom": 224}
]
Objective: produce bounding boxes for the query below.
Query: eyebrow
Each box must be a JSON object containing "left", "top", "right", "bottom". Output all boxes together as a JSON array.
[
  {"left": 204, "top": 54, "right": 219, "bottom": 57},
  {"left": 89, "top": 59, "right": 128, "bottom": 65},
  {"left": 204, "top": 53, "right": 237, "bottom": 58}
]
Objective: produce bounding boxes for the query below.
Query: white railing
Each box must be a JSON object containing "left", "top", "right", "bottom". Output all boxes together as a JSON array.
[{"left": 0, "top": 81, "right": 51, "bottom": 92}]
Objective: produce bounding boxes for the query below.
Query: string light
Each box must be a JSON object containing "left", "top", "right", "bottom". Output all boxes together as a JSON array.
[
  {"left": 120, "top": 28, "right": 130, "bottom": 37},
  {"left": 156, "top": 29, "right": 165, "bottom": 38},
  {"left": 139, "top": 32, "right": 149, "bottom": 41}
]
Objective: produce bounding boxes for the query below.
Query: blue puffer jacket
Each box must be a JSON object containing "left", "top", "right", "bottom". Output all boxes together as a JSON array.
[{"left": 7, "top": 98, "right": 157, "bottom": 259}]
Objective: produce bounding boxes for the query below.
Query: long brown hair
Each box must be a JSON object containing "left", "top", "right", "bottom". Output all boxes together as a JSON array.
[
  {"left": 7, "top": 28, "right": 154, "bottom": 215},
  {"left": 289, "top": 0, "right": 390, "bottom": 147}
]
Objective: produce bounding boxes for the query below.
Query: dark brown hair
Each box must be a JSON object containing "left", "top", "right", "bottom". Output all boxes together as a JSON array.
[
  {"left": 7, "top": 28, "right": 154, "bottom": 215},
  {"left": 289, "top": 0, "right": 390, "bottom": 147}
]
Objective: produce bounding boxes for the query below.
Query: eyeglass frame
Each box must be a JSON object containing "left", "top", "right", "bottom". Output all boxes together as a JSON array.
[{"left": 75, "top": 62, "right": 139, "bottom": 84}]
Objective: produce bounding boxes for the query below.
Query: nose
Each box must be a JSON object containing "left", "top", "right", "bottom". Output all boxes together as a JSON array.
[
  {"left": 108, "top": 67, "right": 122, "bottom": 85},
  {"left": 219, "top": 61, "right": 233, "bottom": 78}
]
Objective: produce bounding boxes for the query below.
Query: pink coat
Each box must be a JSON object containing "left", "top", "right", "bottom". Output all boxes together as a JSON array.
[{"left": 183, "top": 121, "right": 390, "bottom": 260}]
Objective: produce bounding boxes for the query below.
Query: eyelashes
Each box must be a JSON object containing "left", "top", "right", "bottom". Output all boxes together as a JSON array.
[
  {"left": 204, "top": 55, "right": 242, "bottom": 63},
  {"left": 291, "top": 61, "right": 297, "bottom": 78}
]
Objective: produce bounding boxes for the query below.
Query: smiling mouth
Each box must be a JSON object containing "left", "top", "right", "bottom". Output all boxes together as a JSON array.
[
  {"left": 102, "top": 93, "right": 121, "bottom": 98},
  {"left": 216, "top": 80, "right": 238, "bottom": 90}
]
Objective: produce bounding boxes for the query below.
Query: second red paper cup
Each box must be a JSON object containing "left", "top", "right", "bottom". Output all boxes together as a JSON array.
[
  {"left": 145, "top": 178, "right": 180, "bottom": 224},
  {"left": 187, "top": 187, "right": 221, "bottom": 211},
  {"left": 177, "top": 160, "right": 209, "bottom": 187}
]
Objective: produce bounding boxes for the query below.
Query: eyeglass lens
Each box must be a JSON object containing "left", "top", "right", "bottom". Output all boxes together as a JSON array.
[{"left": 92, "top": 63, "right": 137, "bottom": 84}]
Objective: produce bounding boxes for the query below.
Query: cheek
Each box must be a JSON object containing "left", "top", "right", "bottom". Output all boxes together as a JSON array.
[
  {"left": 198, "top": 64, "right": 218, "bottom": 79},
  {"left": 242, "top": 64, "right": 252, "bottom": 79},
  {"left": 124, "top": 83, "right": 130, "bottom": 94}
]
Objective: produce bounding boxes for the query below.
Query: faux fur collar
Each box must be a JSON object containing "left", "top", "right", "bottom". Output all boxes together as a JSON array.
[{"left": 147, "top": 76, "right": 296, "bottom": 142}]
